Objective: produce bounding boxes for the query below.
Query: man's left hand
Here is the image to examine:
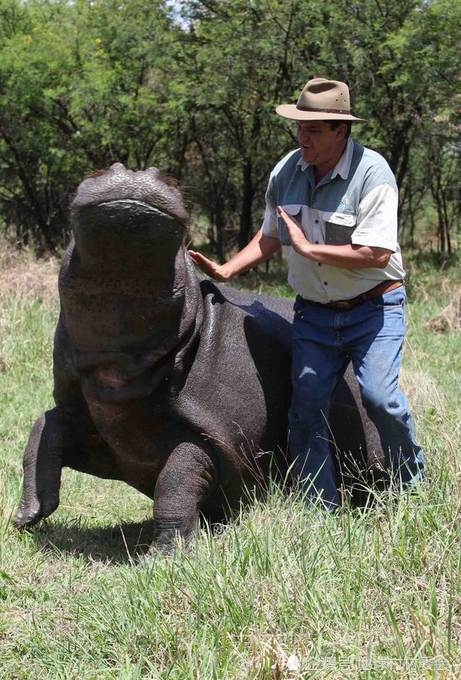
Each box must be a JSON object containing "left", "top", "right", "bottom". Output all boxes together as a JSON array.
[
  {"left": 277, "top": 205, "right": 392, "bottom": 269},
  {"left": 277, "top": 206, "right": 311, "bottom": 256}
]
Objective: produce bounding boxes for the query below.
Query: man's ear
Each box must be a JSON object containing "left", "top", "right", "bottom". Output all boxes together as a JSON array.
[{"left": 335, "top": 123, "right": 349, "bottom": 139}]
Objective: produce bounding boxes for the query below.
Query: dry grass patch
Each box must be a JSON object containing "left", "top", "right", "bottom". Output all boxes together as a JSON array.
[
  {"left": 0, "top": 239, "right": 58, "bottom": 305},
  {"left": 425, "top": 286, "right": 461, "bottom": 333},
  {"left": 399, "top": 366, "right": 438, "bottom": 412}
]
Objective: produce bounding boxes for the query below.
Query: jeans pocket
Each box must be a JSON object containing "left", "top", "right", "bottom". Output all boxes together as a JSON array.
[
  {"left": 293, "top": 295, "right": 310, "bottom": 319},
  {"left": 367, "top": 288, "right": 406, "bottom": 309}
]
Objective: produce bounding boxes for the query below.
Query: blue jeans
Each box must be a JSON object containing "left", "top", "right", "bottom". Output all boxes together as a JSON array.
[{"left": 288, "top": 284, "right": 424, "bottom": 509}]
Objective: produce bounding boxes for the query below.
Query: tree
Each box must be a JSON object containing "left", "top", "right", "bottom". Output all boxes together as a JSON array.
[
  {"left": 174, "top": 0, "right": 330, "bottom": 253},
  {"left": 319, "top": 0, "right": 461, "bottom": 248},
  {"left": 0, "top": 0, "right": 181, "bottom": 252},
  {"left": 1, "top": 0, "right": 460, "bottom": 255},
  {"left": 0, "top": 0, "right": 80, "bottom": 251}
]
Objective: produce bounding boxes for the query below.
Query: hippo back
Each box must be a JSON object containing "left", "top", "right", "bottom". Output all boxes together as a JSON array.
[{"left": 203, "top": 280, "right": 384, "bottom": 500}]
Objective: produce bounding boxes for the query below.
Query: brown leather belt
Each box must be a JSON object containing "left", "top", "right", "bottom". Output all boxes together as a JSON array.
[{"left": 308, "top": 280, "right": 403, "bottom": 312}]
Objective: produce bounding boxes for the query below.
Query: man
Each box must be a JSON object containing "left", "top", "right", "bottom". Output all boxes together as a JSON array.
[{"left": 189, "top": 77, "right": 424, "bottom": 510}]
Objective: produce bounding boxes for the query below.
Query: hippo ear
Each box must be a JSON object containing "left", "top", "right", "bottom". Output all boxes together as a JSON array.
[
  {"left": 144, "top": 167, "right": 161, "bottom": 178},
  {"left": 107, "top": 163, "right": 129, "bottom": 175}
]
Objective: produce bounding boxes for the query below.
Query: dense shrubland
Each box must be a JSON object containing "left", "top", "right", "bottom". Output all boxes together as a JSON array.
[{"left": 0, "top": 0, "right": 460, "bottom": 257}]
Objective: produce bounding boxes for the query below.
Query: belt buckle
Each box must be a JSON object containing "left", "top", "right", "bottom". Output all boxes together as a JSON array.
[{"left": 331, "top": 300, "right": 352, "bottom": 311}]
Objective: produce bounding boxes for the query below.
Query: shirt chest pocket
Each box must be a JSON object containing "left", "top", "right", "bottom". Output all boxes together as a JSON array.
[
  {"left": 278, "top": 204, "right": 304, "bottom": 246},
  {"left": 324, "top": 211, "right": 357, "bottom": 245}
]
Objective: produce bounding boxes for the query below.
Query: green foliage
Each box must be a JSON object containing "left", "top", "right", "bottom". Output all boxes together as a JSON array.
[
  {"left": 172, "top": 0, "right": 324, "bottom": 255},
  {"left": 0, "top": 0, "right": 461, "bottom": 254},
  {"left": 0, "top": 0, "right": 180, "bottom": 253}
]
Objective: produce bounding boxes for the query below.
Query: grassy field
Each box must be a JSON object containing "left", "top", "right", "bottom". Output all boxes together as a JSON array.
[{"left": 0, "top": 246, "right": 460, "bottom": 679}]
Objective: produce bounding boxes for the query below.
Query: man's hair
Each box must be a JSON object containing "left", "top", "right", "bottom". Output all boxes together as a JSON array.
[{"left": 329, "top": 121, "right": 352, "bottom": 139}]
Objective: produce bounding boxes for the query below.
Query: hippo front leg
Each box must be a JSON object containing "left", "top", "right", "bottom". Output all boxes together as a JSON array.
[
  {"left": 14, "top": 407, "right": 72, "bottom": 527},
  {"left": 151, "top": 441, "right": 217, "bottom": 554}
]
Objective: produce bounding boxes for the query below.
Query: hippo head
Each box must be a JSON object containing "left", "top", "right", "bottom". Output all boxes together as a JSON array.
[
  {"left": 62, "top": 164, "right": 197, "bottom": 352},
  {"left": 70, "top": 163, "right": 188, "bottom": 270}
]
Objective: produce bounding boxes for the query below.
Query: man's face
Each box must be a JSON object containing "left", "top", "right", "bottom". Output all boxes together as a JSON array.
[{"left": 296, "top": 120, "right": 347, "bottom": 167}]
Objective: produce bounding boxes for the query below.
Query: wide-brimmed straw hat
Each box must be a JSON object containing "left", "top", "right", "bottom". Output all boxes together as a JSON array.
[{"left": 276, "top": 78, "right": 367, "bottom": 122}]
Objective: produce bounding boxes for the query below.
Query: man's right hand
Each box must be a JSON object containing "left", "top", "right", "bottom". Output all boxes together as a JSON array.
[
  {"left": 188, "top": 250, "right": 231, "bottom": 282},
  {"left": 188, "top": 230, "right": 281, "bottom": 282}
]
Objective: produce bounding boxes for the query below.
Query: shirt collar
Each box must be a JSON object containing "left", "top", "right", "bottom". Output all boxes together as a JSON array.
[{"left": 297, "top": 138, "right": 354, "bottom": 180}]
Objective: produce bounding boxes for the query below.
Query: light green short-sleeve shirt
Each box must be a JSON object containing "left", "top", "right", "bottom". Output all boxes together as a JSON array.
[{"left": 262, "top": 138, "right": 405, "bottom": 303}]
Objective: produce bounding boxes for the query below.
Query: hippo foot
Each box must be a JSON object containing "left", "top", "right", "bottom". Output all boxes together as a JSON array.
[
  {"left": 136, "top": 537, "right": 185, "bottom": 562},
  {"left": 13, "top": 496, "right": 59, "bottom": 529},
  {"left": 13, "top": 503, "right": 42, "bottom": 528},
  {"left": 147, "top": 518, "right": 195, "bottom": 556}
]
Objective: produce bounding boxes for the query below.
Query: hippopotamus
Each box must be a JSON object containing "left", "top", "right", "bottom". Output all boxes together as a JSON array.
[{"left": 14, "top": 163, "right": 383, "bottom": 553}]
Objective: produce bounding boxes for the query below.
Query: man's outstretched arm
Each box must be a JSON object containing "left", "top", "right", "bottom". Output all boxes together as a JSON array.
[{"left": 188, "top": 229, "right": 281, "bottom": 282}]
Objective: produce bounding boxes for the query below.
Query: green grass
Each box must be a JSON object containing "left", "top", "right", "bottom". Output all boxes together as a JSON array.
[{"left": 0, "top": 253, "right": 460, "bottom": 679}]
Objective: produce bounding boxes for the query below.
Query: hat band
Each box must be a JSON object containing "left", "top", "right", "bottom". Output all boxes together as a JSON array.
[{"left": 296, "top": 105, "right": 351, "bottom": 115}]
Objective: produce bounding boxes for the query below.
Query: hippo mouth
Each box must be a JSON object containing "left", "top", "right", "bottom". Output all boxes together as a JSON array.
[
  {"left": 74, "top": 199, "right": 183, "bottom": 231},
  {"left": 78, "top": 199, "right": 174, "bottom": 216}
]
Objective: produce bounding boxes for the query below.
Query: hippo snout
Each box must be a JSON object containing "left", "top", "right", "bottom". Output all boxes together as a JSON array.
[{"left": 72, "top": 163, "right": 188, "bottom": 226}]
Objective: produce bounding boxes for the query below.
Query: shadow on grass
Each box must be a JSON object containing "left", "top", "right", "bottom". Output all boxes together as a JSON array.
[
  {"left": 31, "top": 517, "right": 156, "bottom": 564},
  {"left": 28, "top": 514, "right": 228, "bottom": 564}
]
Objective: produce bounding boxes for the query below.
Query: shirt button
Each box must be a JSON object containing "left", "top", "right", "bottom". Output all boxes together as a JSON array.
[
  {"left": 315, "top": 241, "right": 319, "bottom": 244},
  {"left": 318, "top": 263, "right": 322, "bottom": 267},
  {"left": 324, "top": 281, "right": 328, "bottom": 285},
  {"left": 315, "top": 220, "right": 319, "bottom": 224}
]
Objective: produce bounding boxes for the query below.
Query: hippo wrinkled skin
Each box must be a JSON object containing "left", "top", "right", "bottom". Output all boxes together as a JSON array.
[{"left": 14, "top": 164, "right": 383, "bottom": 552}]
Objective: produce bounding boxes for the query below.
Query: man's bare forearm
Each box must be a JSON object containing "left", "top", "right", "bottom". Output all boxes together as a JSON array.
[
  {"left": 295, "top": 242, "right": 391, "bottom": 269},
  {"left": 222, "top": 230, "right": 281, "bottom": 277},
  {"left": 189, "top": 230, "right": 281, "bottom": 282},
  {"left": 277, "top": 206, "right": 391, "bottom": 269}
]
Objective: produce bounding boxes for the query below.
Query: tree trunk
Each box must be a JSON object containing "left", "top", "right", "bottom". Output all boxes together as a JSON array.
[{"left": 238, "top": 161, "right": 254, "bottom": 250}]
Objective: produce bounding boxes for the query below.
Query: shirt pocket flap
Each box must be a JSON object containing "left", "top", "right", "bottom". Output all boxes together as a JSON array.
[
  {"left": 282, "top": 203, "right": 303, "bottom": 216},
  {"left": 323, "top": 211, "right": 357, "bottom": 227}
]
